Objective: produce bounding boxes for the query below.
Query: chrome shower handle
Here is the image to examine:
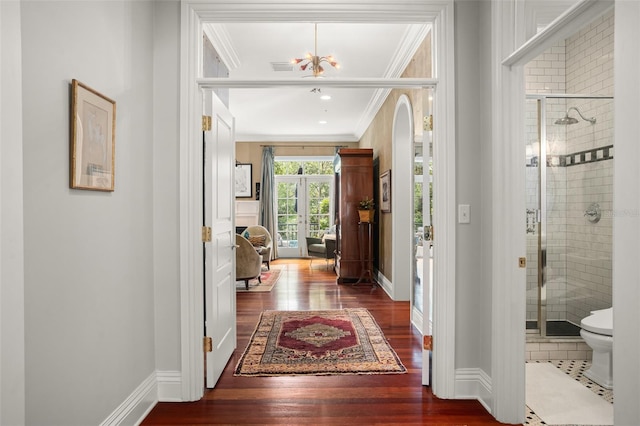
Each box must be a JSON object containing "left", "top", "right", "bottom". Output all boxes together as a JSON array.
[{"left": 584, "top": 203, "right": 601, "bottom": 223}]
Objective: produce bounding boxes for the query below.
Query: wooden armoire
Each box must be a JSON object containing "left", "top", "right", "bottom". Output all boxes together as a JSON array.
[{"left": 334, "top": 148, "right": 374, "bottom": 284}]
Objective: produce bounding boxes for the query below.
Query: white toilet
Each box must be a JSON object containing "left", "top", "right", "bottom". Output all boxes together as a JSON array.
[{"left": 580, "top": 307, "right": 613, "bottom": 389}]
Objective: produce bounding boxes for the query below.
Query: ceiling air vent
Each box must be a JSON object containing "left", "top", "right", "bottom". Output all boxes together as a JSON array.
[{"left": 271, "top": 62, "right": 295, "bottom": 72}]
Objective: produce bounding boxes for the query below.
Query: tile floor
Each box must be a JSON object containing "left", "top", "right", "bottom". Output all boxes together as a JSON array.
[
  {"left": 526, "top": 339, "right": 592, "bottom": 361},
  {"left": 525, "top": 360, "right": 613, "bottom": 426}
]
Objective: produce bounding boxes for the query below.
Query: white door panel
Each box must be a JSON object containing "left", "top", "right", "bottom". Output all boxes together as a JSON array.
[{"left": 204, "top": 91, "right": 236, "bottom": 388}]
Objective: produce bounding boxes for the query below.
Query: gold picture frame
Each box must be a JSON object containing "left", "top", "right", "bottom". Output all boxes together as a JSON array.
[{"left": 70, "top": 79, "right": 116, "bottom": 191}]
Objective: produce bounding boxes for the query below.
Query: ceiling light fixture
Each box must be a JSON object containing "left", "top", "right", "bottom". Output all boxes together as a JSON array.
[{"left": 292, "top": 24, "right": 339, "bottom": 78}]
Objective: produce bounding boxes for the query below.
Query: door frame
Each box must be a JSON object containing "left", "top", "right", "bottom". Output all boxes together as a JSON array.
[
  {"left": 179, "top": 0, "right": 456, "bottom": 402},
  {"left": 491, "top": 0, "right": 614, "bottom": 422}
]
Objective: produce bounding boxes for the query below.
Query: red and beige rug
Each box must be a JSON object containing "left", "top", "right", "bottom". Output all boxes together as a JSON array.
[
  {"left": 234, "top": 308, "right": 407, "bottom": 376},
  {"left": 236, "top": 266, "right": 282, "bottom": 292}
]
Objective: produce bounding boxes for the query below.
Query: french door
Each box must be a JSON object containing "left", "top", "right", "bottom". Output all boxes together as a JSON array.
[{"left": 276, "top": 176, "right": 334, "bottom": 257}]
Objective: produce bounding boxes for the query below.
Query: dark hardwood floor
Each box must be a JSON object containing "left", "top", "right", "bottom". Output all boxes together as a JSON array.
[{"left": 142, "top": 259, "right": 513, "bottom": 425}]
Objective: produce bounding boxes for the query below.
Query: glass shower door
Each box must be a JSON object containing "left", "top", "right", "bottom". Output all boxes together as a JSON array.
[
  {"left": 525, "top": 98, "right": 541, "bottom": 334},
  {"left": 525, "top": 95, "right": 614, "bottom": 338}
]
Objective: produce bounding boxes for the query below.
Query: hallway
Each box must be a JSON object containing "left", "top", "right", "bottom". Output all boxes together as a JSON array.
[{"left": 142, "top": 259, "right": 508, "bottom": 425}]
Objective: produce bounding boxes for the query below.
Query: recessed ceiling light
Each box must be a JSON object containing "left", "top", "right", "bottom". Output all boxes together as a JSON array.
[
  {"left": 320, "top": 94, "right": 331, "bottom": 100},
  {"left": 319, "top": 120, "right": 328, "bottom": 125}
]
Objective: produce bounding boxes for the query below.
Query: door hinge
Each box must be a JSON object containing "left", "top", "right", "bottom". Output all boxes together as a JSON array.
[
  {"left": 202, "top": 115, "right": 212, "bottom": 131},
  {"left": 519, "top": 257, "right": 527, "bottom": 268},
  {"left": 423, "top": 114, "right": 433, "bottom": 131},
  {"left": 423, "top": 335, "right": 433, "bottom": 351},
  {"left": 202, "top": 226, "right": 212, "bottom": 243},
  {"left": 203, "top": 336, "right": 212, "bottom": 353}
]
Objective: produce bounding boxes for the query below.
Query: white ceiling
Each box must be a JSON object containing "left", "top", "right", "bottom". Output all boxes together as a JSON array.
[{"left": 204, "top": 23, "right": 429, "bottom": 142}]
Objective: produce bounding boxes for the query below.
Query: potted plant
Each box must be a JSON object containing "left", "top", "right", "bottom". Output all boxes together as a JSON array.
[{"left": 358, "top": 196, "right": 375, "bottom": 223}]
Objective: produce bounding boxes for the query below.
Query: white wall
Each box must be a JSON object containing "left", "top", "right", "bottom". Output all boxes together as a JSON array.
[
  {"left": 151, "top": 1, "right": 183, "bottom": 398},
  {"left": 1, "top": 1, "right": 26, "bottom": 424},
  {"left": 20, "top": 1, "right": 156, "bottom": 424},
  {"left": 613, "top": 2, "right": 640, "bottom": 424},
  {"left": 454, "top": 0, "right": 492, "bottom": 375}
]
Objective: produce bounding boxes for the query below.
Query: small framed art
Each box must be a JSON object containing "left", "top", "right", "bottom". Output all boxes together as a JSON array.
[
  {"left": 380, "top": 170, "right": 391, "bottom": 213},
  {"left": 70, "top": 79, "right": 116, "bottom": 191},
  {"left": 235, "top": 163, "right": 252, "bottom": 198}
]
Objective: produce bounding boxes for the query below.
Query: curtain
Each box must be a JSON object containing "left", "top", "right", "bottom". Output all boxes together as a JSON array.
[{"left": 260, "top": 146, "right": 277, "bottom": 259}]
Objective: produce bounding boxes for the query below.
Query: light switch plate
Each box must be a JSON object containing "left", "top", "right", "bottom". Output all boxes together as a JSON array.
[{"left": 458, "top": 204, "right": 470, "bottom": 224}]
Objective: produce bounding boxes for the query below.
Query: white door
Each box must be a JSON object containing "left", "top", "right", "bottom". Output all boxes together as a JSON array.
[
  {"left": 276, "top": 176, "right": 333, "bottom": 257},
  {"left": 203, "top": 90, "right": 236, "bottom": 388}
]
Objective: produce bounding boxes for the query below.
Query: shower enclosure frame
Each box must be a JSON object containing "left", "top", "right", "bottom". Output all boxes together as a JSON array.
[{"left": 526, "top": 93, "right": 613, "bottom": 338}]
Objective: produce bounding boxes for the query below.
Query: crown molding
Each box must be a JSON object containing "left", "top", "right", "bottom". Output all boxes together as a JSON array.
[
  {"left": 384, "top": 24, "right": 431, "bottom": 78},
  {"left": 352, "top": 24, "right": 431, "bottom": 139},
  {"left": 203, "top": 23, "right": 241, "bottom": 70},
  {"left": 353, "top": 88, "right": 391, "bottom": 139}
]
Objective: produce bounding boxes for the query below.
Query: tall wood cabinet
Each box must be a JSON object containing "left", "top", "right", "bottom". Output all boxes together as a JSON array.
[{"left": 334, "top": 148, "right": 373, "bottom": 284}]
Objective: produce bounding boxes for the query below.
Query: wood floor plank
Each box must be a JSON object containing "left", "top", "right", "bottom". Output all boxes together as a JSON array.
[{"left": 142, "top": 259, "right": 514, "bottom": 425}]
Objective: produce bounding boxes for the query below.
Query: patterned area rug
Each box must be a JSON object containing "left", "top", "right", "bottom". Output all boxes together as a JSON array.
[
  {"left": 234, "top": 308, "right": 407, "bottom": 376},
  {"left": 236, "top": 266, "right": 282, "bottom": 292}
]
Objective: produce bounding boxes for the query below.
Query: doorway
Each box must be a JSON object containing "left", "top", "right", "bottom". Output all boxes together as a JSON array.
[
  {"left": 496, "top": 1, "right": 616, "bottom": 422},
  {"left": 274, "top": 157, "right": 335, "bottom": 257},
  {"left": 179, "top": 0, "right": 456, "bottom": 402},
  {"left": 275, "top": 175, "right": 334, "bottom": 257}
]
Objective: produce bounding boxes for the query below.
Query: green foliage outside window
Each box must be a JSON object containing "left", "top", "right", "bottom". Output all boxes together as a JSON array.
[
  {"left": 413, "top": 158, "right": 433, "bottom": 233},
  {"left": 275, "top": 159, "right": 334, "bottom": 243},
  {"left": 274, "top": 160, "right": 334, "bottom": 175}
]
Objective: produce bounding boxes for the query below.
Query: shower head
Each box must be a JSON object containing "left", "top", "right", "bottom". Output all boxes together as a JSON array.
[
  {"left": 554, "top": 106, "right": 596, "bottom": 125},
  {"left": 555, "top": 115, "right": 579, "bottom": 125}
]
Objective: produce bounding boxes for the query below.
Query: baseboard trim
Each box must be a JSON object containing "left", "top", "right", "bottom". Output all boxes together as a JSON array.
[
  {"left": 157, "top": 370, "right": 183, "bottom": 402},
  {"left": 454, "top": 368, "right": 493, "bottom": 414},
  {"left": 100, "top": 372, "right": 157, "bottom": 426},
  {"left": 375, "top": 269, "right": 393, "bottom": 298}
]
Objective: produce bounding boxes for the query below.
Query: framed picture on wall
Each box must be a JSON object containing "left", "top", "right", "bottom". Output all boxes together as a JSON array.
[
  {"left": 70, "top": 79, "right": 116, "bottom": 191},
  {"left": 380, "top": 170, "right": 391, "bottom": 213},
  {"left": 235, "top": 163, "right": 252, "bottom": 198}
]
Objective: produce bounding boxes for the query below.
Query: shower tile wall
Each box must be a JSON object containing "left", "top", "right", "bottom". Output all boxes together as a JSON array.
[
  {"left": 524, "top": 11, "right": 614, "bottom": 328},
  {"left": 564, "top": 11, "right": 614, "bottom": 324}
]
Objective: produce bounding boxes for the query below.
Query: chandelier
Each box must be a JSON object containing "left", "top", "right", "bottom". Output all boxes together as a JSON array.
[{"left": 292, "top": 24, "right": 339, "bottom": 77}]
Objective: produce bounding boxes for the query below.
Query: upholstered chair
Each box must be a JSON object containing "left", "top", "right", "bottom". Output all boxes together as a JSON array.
[
  {"left": 242, "top": 225, "right": 273, "bottom": 270},
  {"left": 306, "top": 236, "right": 336, "bottom": 270},
  {"left": 235, "top": 234, "right": 263, "bottom": 290}
]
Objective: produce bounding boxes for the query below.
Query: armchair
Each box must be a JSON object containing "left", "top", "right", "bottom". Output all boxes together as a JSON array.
[
  {"left": 306, "top": 236, "right": 336, "bottom": 270},
  {"left": 236, "top": 234, "right": 263, "bottom": 290},
  {"left": 242, "top": 225, "right": 273, "bottom": 270}
]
